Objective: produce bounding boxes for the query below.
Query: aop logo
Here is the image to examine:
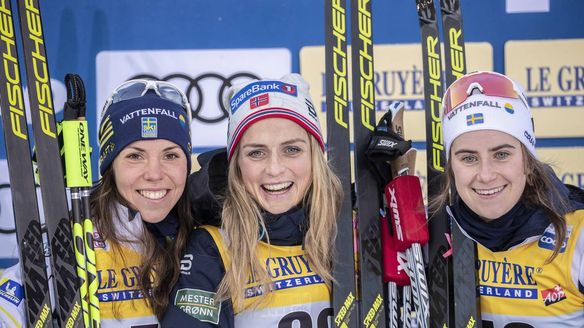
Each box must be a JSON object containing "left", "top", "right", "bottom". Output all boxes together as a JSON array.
[{"left": 129, "top": 72, "right": 260, "bottom": 124}]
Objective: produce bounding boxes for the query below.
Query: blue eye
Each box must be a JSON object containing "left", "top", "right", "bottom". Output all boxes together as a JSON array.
[
  {"left": 248, "top": 150, "right": 264, "bottom": 158},
  {"left": 495, "top": 152, "right": 509, "bottom": 160},
  {"left": 460, "top": 154, "right": 477, "bottom": 163},
  {"left": 285, "top": 146, "right": 301, "bottom": 154}
]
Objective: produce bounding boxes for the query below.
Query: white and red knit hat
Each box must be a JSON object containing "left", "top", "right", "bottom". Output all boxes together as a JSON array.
[{"left": 224, "top": 73, "right": 324, "bottom": 161}]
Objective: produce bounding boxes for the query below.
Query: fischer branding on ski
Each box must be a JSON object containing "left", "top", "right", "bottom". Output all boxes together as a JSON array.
[
  {"left": 350, "top": 0, "right": 386, "bottom": 327},
  {"left": 438, "top": 1, "right": 481, "bottom": 326},
  {"left": 16, "top": 0, "right": 83, "bottom": 326},
  {"left": 325, "top": 0, "right": 359, "bottom": 327},
  {"left": 440, "top": 0, "right": 466, "bottom": 87},
  {"left": 0, "top": 1, "right": 54, "bottom": 326},
  {"left": 415, "top": 0, "right": 453, "bottom": 327}
]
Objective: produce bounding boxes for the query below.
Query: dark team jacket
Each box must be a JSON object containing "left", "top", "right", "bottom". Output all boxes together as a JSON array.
[{"left": 161, "top": 207, "right": 309, "bottom": 327}]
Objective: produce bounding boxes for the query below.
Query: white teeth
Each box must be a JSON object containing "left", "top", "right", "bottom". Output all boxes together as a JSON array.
[
  {"left": 474, "top": 186, "right": 504, "bottom": 195},
  {"left": 139, "top": 190, "right": 167, "bottom": 200},
  {"left": 263, "top": 182, "right": 292, "bottom": 192}
]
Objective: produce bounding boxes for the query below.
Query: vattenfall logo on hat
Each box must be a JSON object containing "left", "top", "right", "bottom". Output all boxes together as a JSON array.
[
  {"left": 230, "top": 81, "right": 298, "bottom": 113},
  {"left": 446, "top": 99, "right": 514, "bottom": 121},
  {"left": 141, "top": 117, "right": 158, "bottom": 138}
]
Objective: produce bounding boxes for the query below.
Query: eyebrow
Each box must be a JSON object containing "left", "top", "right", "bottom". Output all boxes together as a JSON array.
[
  {"left": 124, "top": 145, "right": 181, "bottom": 152},
  {"left": 240, "top": 138, "right": 308, "bottom": 149},
  {"left": 454, "top": 143, "right": 516, "bottom": 155}
]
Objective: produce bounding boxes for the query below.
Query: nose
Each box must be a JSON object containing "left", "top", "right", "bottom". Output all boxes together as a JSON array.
[
  {"left": 144, "top": 159, "right": 163, "bottom": 180},
  {"left": 265, "top": 153, "right": 285, "bottom": 176},
  {"left": 477, "top": 159, "right": 497, "bottom": 183}
]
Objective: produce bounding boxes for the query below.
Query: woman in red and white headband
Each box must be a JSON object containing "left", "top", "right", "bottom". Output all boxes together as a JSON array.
[
  {"left": 434, "top": 71, "right": 584, "bottom": 326},
  {"left": 164, "top": 73, "right": 342, "bottom": 327}
]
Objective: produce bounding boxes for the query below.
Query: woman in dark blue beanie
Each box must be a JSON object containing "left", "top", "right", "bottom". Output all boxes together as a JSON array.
[
  {"left": 0, "top": 79, "right": 195, "bottom": 327},
  {"left": 90, "top": 80, "right": 195, "bottom": 326}
]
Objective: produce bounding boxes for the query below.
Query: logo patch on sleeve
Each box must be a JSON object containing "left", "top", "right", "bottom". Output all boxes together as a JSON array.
[
  {"left": 175, "top": 288, "right": 221, "bottom": 324},
  {"left": 0, "top": 279, "right": 24, "bottom": 306},
  {"left": 538, "top": 225, "right": 571, "bottom": 252}
]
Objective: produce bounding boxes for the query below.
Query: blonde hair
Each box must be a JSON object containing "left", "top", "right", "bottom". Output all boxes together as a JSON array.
[
  {"left": 216, "top": 136, "right": 342, "bottom": 309},
  {"left": 429, "top": 144, "right": 569, "bottom": 263}
]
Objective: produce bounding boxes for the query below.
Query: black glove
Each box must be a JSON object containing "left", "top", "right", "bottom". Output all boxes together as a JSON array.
[{"left": 365, "top": 110, "right": 412, "bottom": 187}]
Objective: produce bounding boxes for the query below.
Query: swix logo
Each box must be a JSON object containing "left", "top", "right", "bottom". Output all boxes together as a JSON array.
[
  {"left": 541, "top": 285, "right": 566, "bottom": 306},
  {"left": 396, "top": 251, "right": 408, "bottom": 275},
  {"left": 388, "top": 187, "right": 403, "bottom": 241},
  {"left": 378, "top": 139, "right": 397, "bottom": 148}
]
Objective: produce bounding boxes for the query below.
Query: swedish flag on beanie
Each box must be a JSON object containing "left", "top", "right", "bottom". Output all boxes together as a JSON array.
[
  {"left": 224, "top": 73, "right": 324, "bottom": 161},
  {"left": 98, "top": 93, "right": 191, "bottom": 175},
  {"left": 442, "top": 77, "right": 536, "bottom": 159}
]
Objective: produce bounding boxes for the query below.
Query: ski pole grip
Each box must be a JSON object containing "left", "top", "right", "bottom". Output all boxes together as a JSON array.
[
  {"left": 385, "top": 175, "right": 429, "bottom": 249},
  {"left": 62, "top": 120, "right": 92, "bottom": 187},
  {"left": 381, "top": 214, "right": 411, "bottom": 286}
]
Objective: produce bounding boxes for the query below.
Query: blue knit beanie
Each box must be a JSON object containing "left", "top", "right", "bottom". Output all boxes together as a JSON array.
[{"left": 98, "top": 92, "right": 191, "bottom": 175}]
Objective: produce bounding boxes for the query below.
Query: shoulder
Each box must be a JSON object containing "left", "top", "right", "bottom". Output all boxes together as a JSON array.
[
  {"left": 186, "top": 226, "right": 223, "bottom": 259},
  {"left": 565, "top": 209, "right": 584, "bottom": 229}
]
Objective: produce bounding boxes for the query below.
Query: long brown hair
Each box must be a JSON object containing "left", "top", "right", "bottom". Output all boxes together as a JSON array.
[
  {"left": 216, "top": 136, "right": 343, "bottom": 309},
  {"left": 91, "top": 167, "right": 194, "bottom": 318},
  {"left": 429, "top": 144, "right": 570, "bottom": 262}
]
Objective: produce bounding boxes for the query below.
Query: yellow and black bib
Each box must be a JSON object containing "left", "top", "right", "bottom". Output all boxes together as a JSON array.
[
  {"left": 478, "top": 210, "right": 584, "bottom": 327},
  {"left": 203, "top": 225, "right": 332, "bottom": 328}
]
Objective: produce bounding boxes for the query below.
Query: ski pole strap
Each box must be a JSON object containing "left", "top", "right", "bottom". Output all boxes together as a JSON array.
[{"left": 63, "top": 73, "right": 87, "bottom": 119}]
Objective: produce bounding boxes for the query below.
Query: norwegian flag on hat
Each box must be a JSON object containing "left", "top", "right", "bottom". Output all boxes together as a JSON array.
[{"left": 250, "top": 93, "right": 269, "bottom": 109}]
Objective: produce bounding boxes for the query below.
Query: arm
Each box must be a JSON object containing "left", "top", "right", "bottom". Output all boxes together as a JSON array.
[{"left": 161, "top": 228, "right": 234, "bottom": 327}]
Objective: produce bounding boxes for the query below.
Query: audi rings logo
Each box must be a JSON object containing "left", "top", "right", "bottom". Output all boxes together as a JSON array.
[{"left": 129, "top": 72, "right": 260, "bottom": 124}]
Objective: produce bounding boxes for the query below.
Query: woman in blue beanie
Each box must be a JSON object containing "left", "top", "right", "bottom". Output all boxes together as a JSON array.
[
  {"left": 0, "top": 79, "right": 195, "bottom": 327},
  {"left": 90, "top": 79, "right": 195, "bottom": 326}
]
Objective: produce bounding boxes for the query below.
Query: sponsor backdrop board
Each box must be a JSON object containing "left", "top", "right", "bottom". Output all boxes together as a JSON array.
[
  {"left": 300, "top": 42, "right": 493, "bottom": 198},
  {"left": 96, "top": 48, "right": 291, "bottom": 154},
  {"left": 0, "top": 49, "right": 290, "bottom": 266},
  {"left": 0, "top": 1, "right": 583, "bottom": 269},
  {"left": 505, "top": 39, "right": 584, "bottom": 187}
]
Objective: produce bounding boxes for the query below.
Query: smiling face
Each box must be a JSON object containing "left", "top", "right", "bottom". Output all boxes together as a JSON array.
[
  {"left": 112, "top": 139, "right": 187, "bottom": 223},
  {"left": 236, "top": 118, "right": 313, "bottom": 215},
  {"left": 450, "top": 130, "right": 527, "bottom": 221}
]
